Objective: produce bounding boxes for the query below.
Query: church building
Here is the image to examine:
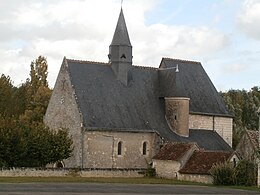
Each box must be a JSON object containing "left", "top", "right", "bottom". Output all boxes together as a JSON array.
[{"left": 44, "top": 8, "right": 233, "bottom": 169}]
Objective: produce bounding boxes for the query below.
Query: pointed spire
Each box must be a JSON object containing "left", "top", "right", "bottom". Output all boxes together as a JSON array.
[
  {"left": 110, "top": 8, "right": 132, "bottom": 46},
  {"left": 109, "top": 8, "right": 133, "bottom": 86}
]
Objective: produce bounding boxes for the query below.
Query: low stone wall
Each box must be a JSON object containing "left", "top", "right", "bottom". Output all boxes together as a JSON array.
[
  {"left": 0, "top": 168, "right": 145, "bottom": 178},
  {"left": 178, "top": 173, "right": 213, "bottom": 184}
]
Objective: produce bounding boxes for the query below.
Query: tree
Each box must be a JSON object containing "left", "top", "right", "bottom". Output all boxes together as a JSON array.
[
  {"left": 0, "top": 120, "right": 73, "bottom": 167},
  {"left": 20, "top": 56, "right": 52, "bottom": 125},
  {"left": 221, "top": 87, "right": 260, "bottom": 148},
  {"left": 0, "top": 75, "right": 14, "bottom": 118},
  {"left": 0, "top": 55, "right": 72, "bottom": 168}
]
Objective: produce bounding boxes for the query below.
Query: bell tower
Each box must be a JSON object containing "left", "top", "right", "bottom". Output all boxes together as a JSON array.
[{"left": 109, "top": 8, "right": 132, "bottom": 85}]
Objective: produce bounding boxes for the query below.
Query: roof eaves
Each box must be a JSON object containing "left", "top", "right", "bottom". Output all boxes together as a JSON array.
[
  {"left": 66, "top": 58, "right": 109, "bottom": 66},
  {"left": 190, "top": 111, "right": 233, "bottom": 118},
  {"left": 161, "top": 57, "right": 201, "bottom": 65}
]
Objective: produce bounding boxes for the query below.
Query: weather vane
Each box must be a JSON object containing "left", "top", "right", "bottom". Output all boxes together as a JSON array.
[{"left": 121, "top": 0, "right": 123, "bottom": 7}]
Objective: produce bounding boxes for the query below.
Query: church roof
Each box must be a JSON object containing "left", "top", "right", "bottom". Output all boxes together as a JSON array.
[
  {"left": 110, "top": 8, "right": 131, "bottom": 46},
  {"left": 159, "top": 58, "right": 231, "bottom": 116},
  {"left": 66, "top": 58, "right": 232, "bottom": 152}
]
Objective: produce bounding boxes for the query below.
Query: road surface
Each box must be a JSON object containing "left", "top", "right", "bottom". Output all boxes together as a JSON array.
[{"left": 0, "top": 183, "right": 258, "bottom": 195}]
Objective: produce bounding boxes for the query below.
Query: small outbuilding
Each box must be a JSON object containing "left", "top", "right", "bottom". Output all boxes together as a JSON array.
[{"left": 153, "top": 142, "right": 233, "bottom": 183}]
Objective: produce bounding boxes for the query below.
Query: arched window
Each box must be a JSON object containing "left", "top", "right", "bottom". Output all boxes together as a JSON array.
[
  {"left": 143, "top": 142, "right": 148, "bottom": 155},
  {"left": 118, "top": 141, "right": 122, "bottom": 155}
]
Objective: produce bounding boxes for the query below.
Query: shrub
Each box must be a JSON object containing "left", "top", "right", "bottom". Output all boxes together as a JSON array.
[
  {"left": 209, "top": 162, "right": 234, "bottom": 185},
  {"left": 233, "top": 160, "right": 257, "bottom": 186},
  {"left": 145, "top": 166, "right": 156, "bottom": 177}
]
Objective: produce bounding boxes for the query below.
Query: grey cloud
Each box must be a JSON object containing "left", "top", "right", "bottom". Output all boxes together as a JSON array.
[{"left": 237, "top": 0, "right": 260, "bottom": 40}]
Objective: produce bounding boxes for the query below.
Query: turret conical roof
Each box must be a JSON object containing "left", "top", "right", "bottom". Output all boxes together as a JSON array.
[{"left": 110, "top": 8, "right": 132, "bottom": 46}]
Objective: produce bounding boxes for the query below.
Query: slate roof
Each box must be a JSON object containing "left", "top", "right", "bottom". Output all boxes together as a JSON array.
[
  {"left": 66, "top": 59, "right": 233, "bottom": 152},
  {"left": 159, "top": 58, "right": 231, "bottom": 116},
  {"left": 179, "top": 151, "right": 232, "bottom": 174},
  {"left": 153, "top": 142, "right": 196, "bottom": 161},
  {"left": 110, "top": 8, "right": 131, "bottom": 46}
]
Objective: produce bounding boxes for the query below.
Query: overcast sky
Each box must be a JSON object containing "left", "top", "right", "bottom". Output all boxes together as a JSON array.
[{"left": 0, "top": 0, "right": 259, "bottom": 91}]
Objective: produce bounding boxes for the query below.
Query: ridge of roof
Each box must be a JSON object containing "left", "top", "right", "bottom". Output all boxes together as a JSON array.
[
  {"left": 66, "top": 58, "right": 109, "bottom": 66},
  {"left": 132, "top": 65, "right": 158, "bottom": 70},
  {"left": 162, "top": 57, "right": 201, "bottom": 65}
]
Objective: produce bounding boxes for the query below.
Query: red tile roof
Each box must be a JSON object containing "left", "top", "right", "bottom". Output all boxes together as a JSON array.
[
  {"left": 179, "top": 151, "right": 232, "bottom": 175},
  {"left": 153, "top": 142, "right": 196, "bottom": 161}
]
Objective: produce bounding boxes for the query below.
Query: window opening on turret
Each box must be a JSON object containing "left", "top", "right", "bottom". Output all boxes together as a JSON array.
[{"left": 121, "top": 54, "right": 126, "bottom": 59}]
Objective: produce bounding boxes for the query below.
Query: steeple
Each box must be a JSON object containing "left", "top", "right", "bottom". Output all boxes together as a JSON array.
[
  {"left": 110, "top": 8, "right": 132, "bottom": 47},
  {"left": 109, "top": 8, "right": 133, "bottom": 86}
]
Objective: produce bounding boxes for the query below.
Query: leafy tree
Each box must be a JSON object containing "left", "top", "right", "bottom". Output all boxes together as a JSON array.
[
  {"left": 0, "top": 119, "right": 72, "bottom": 167},
  {"left": 221, "top": 87, "right": 260, "bottom": 148},
  {"left": 0, "top": 55, "right": 72, "bottom": 168},
  {"left": 0, "top": 75, "right": 14, "bottom": 118}
]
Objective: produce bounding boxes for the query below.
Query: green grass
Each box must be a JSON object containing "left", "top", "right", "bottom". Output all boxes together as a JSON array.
[
  {"left": 0, "top": 177, "right": 201, "bottom": 185},
  {"left": 0, "top": 177, "right": 259, "bottom": 192}
]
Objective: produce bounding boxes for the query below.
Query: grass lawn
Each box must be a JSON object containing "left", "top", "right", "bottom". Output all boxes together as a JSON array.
[{"left": 0, "top": 176, "right": 259, "bottom": 192}]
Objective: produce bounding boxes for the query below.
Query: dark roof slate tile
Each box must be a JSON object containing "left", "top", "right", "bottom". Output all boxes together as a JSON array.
[{"left": 159, "top": 58, "right": 231, "bottom": 116}]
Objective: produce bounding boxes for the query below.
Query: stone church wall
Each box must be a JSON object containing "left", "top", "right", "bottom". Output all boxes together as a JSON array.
[
  {"left": 189, "top": 114, "right": 232, "bottom": 146},
  {"left": 44, "top": 59, "right": 83, "bottom": 168},
  {"left": 83, "top": 131, "right": 162, "bottom": 169}
]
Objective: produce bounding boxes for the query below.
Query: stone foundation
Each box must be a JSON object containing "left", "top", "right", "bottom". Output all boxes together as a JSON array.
[{"left": 0, "top": 168, "right": 145, "bottom": 178}]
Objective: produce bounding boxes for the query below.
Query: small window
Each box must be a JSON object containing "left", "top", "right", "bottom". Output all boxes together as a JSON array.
[
  {"left": 121, "top": 54, "right": 126, "bottom": 59},
  {"left": 118, "top": 141, "right": 122, "bottom": 155},
  {"left": 143, "top": 142, "right": 147, "bottom": 155},
  {"left": 233, "top": 158, "right": 237, "bottom": 167},
  {"left": 174, "top": 115, "right": 177, "bottom": 120}
]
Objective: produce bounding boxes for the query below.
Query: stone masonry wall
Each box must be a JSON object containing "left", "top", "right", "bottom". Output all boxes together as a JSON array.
[
  {"left": 214, "top": 116, "right": 233, "bottom": 147},
  {"left": 178, "top": 173, "right": 213, "bottom": 184},
  {"left": 84, "top": 131, "right": 162, "bottom": 169},
  {"left": 189, "top": 114, "right": 233, "bottom": 146},
  {"left": 153, "top": 160, "right": 180, "bottom": 179},
  {"left": 44, "top": 59, "right": 83, "bottom": 168},
  {"left": 0, "top": 168, "right": 143, "bottom": 178}
]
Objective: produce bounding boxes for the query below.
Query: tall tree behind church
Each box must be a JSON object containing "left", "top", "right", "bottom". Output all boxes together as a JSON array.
[
  {"left": 20, "top": 56, "right": 52, "bottom": 124},
  {"left": 221, "top": 87, "right": 260, "bottom": 148}
]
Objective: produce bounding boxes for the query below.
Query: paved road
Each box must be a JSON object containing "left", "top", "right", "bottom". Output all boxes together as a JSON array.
[{"left": 0, "top": 183, "right": 259, "bottom": 195}]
